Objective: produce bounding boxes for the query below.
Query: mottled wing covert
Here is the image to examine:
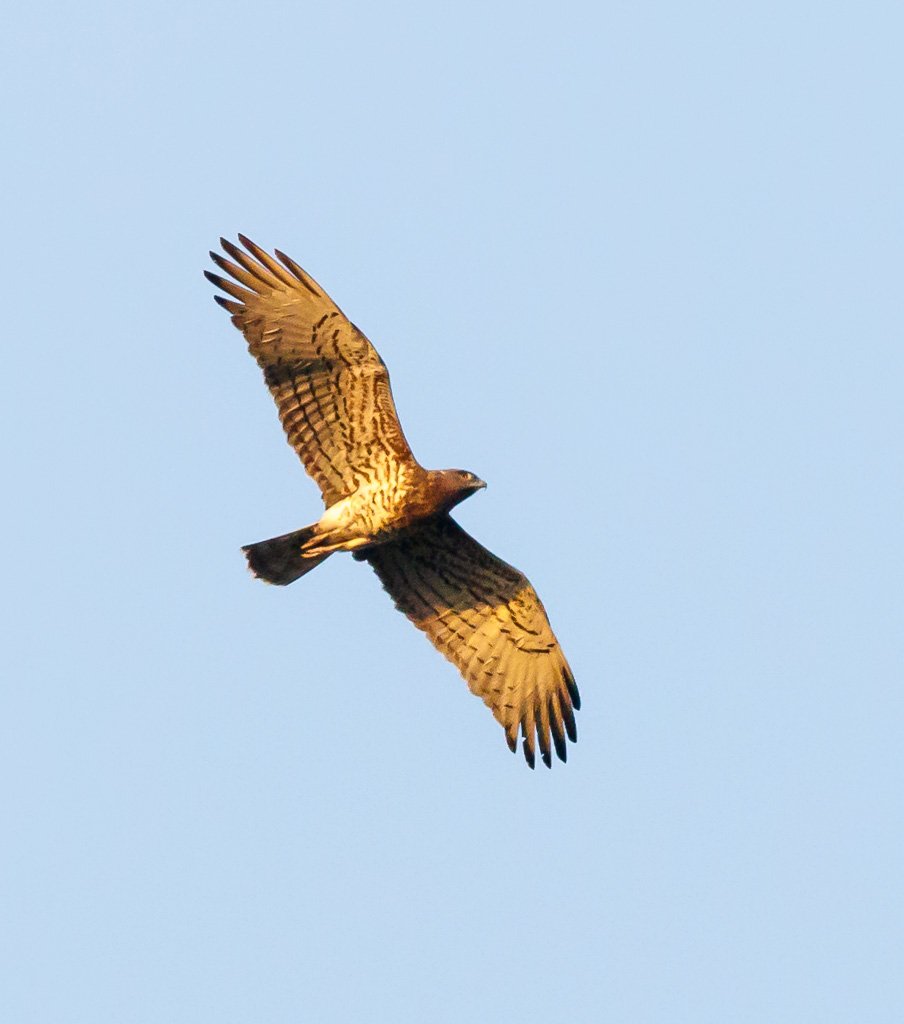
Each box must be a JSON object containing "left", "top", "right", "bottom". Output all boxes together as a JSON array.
[
  {"left": 361, "top": 515, "right": 580, "bottom": 767},
  {"left": 205, "top": 236, "right": 414, "bottom": 505}
]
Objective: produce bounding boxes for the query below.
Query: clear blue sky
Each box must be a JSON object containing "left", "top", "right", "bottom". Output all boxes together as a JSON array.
[{"left": 3, "top": 2, "right": 902, "bottom": 1021}]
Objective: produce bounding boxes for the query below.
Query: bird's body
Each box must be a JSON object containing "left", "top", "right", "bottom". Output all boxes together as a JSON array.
[
  {"left": 303, "top": 465, "right": 485, "bottom": 557},
  {"left": 206, "top": 236, "right": 580, "bottom": 767}
]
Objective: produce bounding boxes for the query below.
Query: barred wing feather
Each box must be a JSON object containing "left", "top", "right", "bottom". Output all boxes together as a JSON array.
[
  {"left": 361, "top": 516, "right": 580, "bottom": 767},
  {"left": 206, "top": 236, "right": 415, "bottom": 506}
]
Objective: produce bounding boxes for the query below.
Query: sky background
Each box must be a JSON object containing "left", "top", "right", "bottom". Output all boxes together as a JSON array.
[{"left": 2, "top": 2, "right": 902, "bottom": 1021}]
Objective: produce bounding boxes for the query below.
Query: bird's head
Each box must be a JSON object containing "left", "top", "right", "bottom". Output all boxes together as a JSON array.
[{"left": 435, "top": 469, "right": 487, "bottom": 511}]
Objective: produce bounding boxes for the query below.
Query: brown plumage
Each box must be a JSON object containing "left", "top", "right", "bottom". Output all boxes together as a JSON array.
[{"left": 206, "top": 236, "right": 580, "bottom": 767}]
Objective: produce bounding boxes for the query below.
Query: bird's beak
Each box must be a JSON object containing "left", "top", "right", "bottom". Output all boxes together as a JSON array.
[{"left": 473, "top": 478, "right": 487, "bottom": 491}]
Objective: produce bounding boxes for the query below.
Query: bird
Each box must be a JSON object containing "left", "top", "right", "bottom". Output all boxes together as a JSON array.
[{"left": 205, "top": 236, "right": 580, "bottom": 767}]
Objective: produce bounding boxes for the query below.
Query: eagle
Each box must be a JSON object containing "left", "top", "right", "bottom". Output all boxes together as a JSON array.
[{"left": 205, "top": 236, "right": 580, "bottom": 767}]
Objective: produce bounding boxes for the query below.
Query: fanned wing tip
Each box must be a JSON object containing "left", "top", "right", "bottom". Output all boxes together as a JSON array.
[
  {"left": 495, "top": 668, "right": 579, "bottom": 769},
  {"left": 513, "top": 668, "right": 579, "bottom": 768},
  {"left": 209, "top": 236, "right": 326, "bottom": 313}
]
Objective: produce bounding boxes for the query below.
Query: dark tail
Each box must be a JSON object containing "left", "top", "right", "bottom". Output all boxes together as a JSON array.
[{"left": 242, "top": 525, "right": 330, "bottom": 586}]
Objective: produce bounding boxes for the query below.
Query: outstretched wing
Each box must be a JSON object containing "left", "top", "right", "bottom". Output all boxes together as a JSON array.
[
  {"left": 360, "top": 515, "right": 580, "bottom": 768},
  {"left": 206, "top": 236, "right": 416, "bottom": 506}
]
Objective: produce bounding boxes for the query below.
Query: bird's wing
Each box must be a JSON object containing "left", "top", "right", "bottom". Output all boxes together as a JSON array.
[
  {"left": 206, "top": 236, "right": 416, "bottom": 506},
  {"left": 359, "top": 515, "right": 580, "bottom": 767}
]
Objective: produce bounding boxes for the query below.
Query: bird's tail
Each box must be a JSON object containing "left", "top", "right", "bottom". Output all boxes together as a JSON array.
[{"left": 242, "top": 525, "right": 331, "bottom": 586}]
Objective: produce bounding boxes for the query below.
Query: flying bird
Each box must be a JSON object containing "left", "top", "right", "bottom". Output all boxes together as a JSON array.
[{"left": 205, "top": 236, "right": 580, "bottom": 767}]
